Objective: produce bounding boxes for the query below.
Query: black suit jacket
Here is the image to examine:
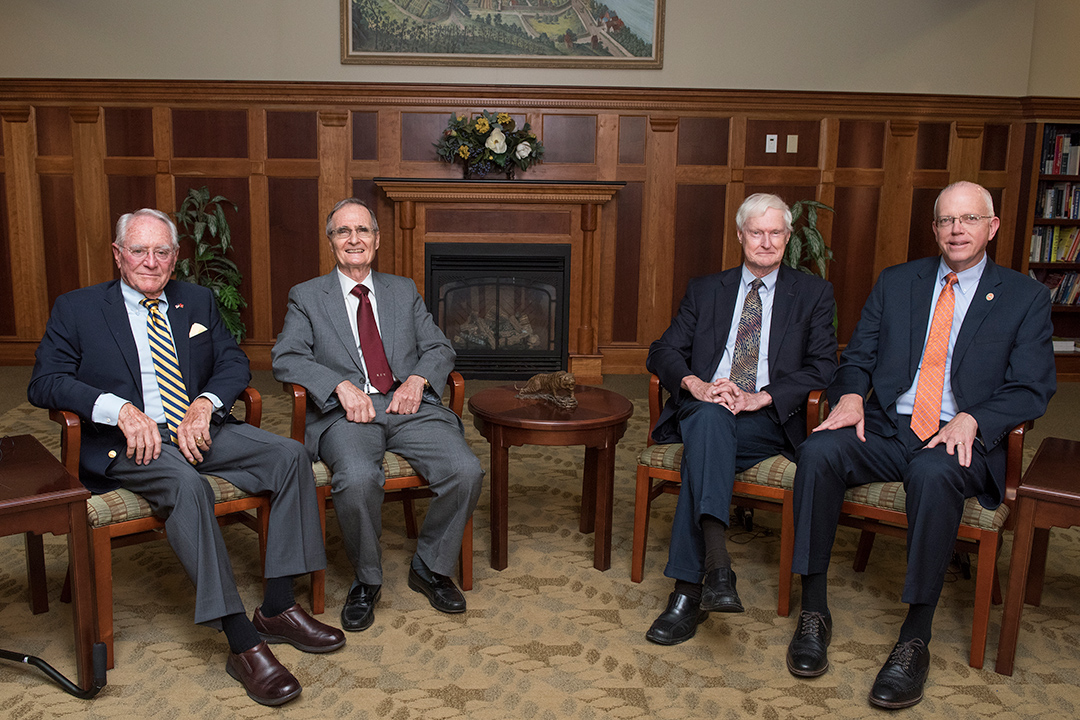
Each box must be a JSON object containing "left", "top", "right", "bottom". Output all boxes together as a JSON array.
[
  {"left": 28, "top": 279, "right": 250, "bottom": 493},
  {"left": 646, "top": 264, "right": 838, "bottom": 448},
  {"left": 833, "top": 256, "right": 1056, "bottom": 506}
]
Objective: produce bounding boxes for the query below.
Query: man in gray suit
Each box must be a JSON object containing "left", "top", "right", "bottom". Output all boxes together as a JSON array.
[{"left": 272, "top": 198, "right": 483, "bottom": 632}]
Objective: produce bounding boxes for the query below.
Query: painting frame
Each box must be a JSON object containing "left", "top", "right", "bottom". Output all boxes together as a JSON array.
[{"left": 341, "top": 0, "right": 665, "bottom": 69}]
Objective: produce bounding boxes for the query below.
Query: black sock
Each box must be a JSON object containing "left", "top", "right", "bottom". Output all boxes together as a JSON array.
[
  {"left": 221, "top": 613, "right": 262, "bottom": 654},
  {"left": 898, "top": 603, "right": 935, "bottom": 645},
  {"left": 674, "top": 579, "right": 702, "bottom": 603},
  {"left": 800, "top": 572, "right": 829, "bottom": 615},
  {"left": 702, "top": 514, "right": 731, "bottom": 573},
  {"left": 261, "top": 576, "right": 295, "bottom": 618}
]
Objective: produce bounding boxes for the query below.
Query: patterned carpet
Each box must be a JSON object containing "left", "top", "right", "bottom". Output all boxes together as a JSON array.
[{"left": 1, "top": 388, "right": 1079, "bottom": 719}]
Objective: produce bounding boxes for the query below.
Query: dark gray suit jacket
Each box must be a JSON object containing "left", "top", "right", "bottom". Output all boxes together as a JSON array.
[{"left": 271, "top": 269, "right": 456, "bottom": 454}]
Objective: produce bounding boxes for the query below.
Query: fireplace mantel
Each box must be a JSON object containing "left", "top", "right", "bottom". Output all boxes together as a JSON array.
[{"left": 375, "top": 179, "right": 623, "bottom": 383}]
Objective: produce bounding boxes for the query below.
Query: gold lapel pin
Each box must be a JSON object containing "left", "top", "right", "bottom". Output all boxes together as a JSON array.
[{"left": 986, "top": 293, "right": 994, "bottom": 301}]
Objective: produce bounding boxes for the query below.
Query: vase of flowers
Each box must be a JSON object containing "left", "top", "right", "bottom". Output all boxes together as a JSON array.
[{"left": 435, "top": 111, "right": 545, "bottom": 179}]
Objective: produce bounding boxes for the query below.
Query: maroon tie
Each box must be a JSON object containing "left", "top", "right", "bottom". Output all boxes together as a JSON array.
[{"left": 351, "top": 284, "right": 394, "bottom": 394}]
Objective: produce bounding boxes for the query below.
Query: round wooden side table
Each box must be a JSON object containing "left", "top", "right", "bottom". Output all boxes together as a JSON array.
[{"left": 468, "top": 385, "right": 634, "bottom": 572}]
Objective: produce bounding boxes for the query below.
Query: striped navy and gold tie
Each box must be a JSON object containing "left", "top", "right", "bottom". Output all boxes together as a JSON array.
[{"left": 141, "top": 298, "right": 189, "bottom": 443}]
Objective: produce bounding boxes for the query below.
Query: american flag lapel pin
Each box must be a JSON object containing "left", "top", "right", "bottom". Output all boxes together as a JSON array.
[
  {"left": 175, "top": 303, "right": 184, "bottom": 309},
  {"left": 985, "top": 293, "right": 993, "bottom": 301}
]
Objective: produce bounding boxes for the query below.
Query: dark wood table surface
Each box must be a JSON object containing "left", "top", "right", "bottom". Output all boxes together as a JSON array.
[
  {"left": 996, "top": 437, "right": 1080, "bottom": 675},
  {"left": 0, "top": 434, "right": 95, "bottom": 690},
  {"left": 468, "top": 385, "right": 633, "bottom": 572}
]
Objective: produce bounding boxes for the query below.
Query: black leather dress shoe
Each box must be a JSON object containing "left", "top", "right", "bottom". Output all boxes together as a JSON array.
[
  {"left": 868, "top": 638, "right": 930, "bottom": 709},
  {"left": 408, "top": 556, "right": 466, "bottom": 613},
  {"left": 786, "top": 610, "right": 832, "bottom": 677},
  {"left": 645, "top": 592, "right": 708, "bottom": 645},
  {"left": 700, "top": 568, "right": 744, "bottom": 613},
  {"left": 341, "top": 583, "right": 381, "bottom": 632},
  {"left": 225, "top": 641, "right": 301, "bottom": 706}
]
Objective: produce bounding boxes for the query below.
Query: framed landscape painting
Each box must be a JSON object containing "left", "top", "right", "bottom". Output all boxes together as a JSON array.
[{"left": 341, "top": 0, "right": 665, "bottom": 69}]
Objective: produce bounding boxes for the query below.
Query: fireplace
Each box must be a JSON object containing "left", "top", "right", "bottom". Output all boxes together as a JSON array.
[{"left": 425, "top": 243, "right": 571, "bottom": 379}]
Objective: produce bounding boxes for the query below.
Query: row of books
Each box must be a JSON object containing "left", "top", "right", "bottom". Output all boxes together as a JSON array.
[
  {"left": 1042, "top": 126, "right": 1080, "bottom": 175},
  {"left": 1053, "top": 338, "right": 1080, "bottom": 353},
  {"left": 1030, "top": 225, "right": 1080, "bottom": 262},
  {"left": 1035, "top": 182, "right": 1080, "bottom": 219},
  {"left": 1033, "top": 269, "right": 1080, "bottom": 305}
]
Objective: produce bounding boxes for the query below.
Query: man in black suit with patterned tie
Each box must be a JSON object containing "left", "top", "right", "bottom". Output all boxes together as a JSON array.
[
  {"left": 29, "top": 209, "right": 343, "bottom": 707},
  {"left": 644, "top": 193, "right": 837, "bottom": 645}
]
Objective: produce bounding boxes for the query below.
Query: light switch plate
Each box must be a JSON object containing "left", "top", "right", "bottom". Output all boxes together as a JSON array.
[
  {"left": 787, "top": 134, "right": 799, "bottom": 153},
  {"left": 765, "top": 134, "right": 778, "bottom": 153}
]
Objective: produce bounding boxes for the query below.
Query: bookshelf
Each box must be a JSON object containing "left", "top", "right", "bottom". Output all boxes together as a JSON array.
[{"left": 1027, "top": 123, "right": 1080, "bottom": 380}]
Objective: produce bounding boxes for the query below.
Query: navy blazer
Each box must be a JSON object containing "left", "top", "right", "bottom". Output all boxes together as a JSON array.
[
  {"left": 28, "top": 279, "right": 251, "bottom": 493},
  {"left": 646, "top": 264, "right": 838, "bottom": 449},
  {"left": 833, "top": 256, "right": 1056, "bottom": 507}
]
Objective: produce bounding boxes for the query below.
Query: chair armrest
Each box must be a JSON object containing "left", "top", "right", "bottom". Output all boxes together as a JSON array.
[
  {"left": 1002, "top": 421, "right": 1029, "bottom": 506},
  {"left": 282, "top": 383, "right": 307, "bottom": 444},
  {"left": 806, "top": 390, "right": 828, "bottom": 434},
  {"left": 48, "top": 409, "right": 82, "bottom": 478},
  {"left": 447, "top": 371, "right": 465, "bottom": 418},
  {"left": 239, "top": 386, "right": 262, "bottom": 428}
]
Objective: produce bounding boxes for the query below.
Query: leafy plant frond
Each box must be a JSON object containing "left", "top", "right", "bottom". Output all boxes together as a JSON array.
[{"left": 173, "top": 187, "right": 246, "bottom": 342}]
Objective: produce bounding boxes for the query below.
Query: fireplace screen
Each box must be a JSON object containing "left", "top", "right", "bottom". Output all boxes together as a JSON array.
[{"left": 426, "top": 243, "right": 570, "bottom": 378}]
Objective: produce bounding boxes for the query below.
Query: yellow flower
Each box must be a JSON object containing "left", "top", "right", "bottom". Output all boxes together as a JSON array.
[
  {"left": 475, "top": 117, "right": 490, "bottom": 133},
  {"left": 458, "top": 145, "right": 470, "bottom": 159},
  {"left": 497, "top": 113, "right": 512, "bottom": 125}
]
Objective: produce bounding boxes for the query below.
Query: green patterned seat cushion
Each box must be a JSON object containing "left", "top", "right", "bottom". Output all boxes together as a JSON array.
[
  {"left": 86, "top": 473, "right": 255, "bottom": 528},
  {"left": 843, "top": 482, "right": 1009, "bottom": 531},
  {"left": 312, "top": 452, "right": 418, "bottom": 488},
  {"left": 637, "top": 443, "right": 797, "bottom": 490}
]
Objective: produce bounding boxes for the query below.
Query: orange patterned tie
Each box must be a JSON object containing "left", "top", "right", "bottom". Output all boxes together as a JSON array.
[{"left": 910, "top": 272, "right": 959, "bottom": 441}]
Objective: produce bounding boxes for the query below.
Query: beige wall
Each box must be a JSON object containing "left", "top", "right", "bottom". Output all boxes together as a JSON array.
[{"left": 0, "top": 0, "right": 1062, "bottom": 97}]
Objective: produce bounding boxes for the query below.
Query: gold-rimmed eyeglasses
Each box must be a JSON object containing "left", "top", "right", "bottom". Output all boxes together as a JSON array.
[
  {"left": 330, "top": 226, "right": 375, "bottom": 241},
  {"left": 115, "top": 244, "right": 177, "bottom": 261}
]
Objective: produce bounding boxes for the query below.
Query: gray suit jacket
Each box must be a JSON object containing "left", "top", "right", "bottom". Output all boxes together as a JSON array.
[{"left": 271, "top": 269, "right": 456, "bottom": 454}]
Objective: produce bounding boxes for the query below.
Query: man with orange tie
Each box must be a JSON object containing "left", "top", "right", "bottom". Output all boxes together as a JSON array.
[
  {"left": 785, "top": 181, "right": 1056, "bottom": 709},
  {"left": 272, "top": 198, "right": 483, "bottom": 633}
]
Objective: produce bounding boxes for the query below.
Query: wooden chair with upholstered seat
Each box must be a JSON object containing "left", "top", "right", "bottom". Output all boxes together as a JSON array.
[
  {"left": 630, "top": 373, "right": 824, "bottom": 617},
  {"left": 39, "top": 387, "right": 324, "bottom": 669},
  {"left": 283, "top": 371, "right": 473, "bottom": 593},
  {"left": 789, "top": 422, "right": 1028, "bottom": 669}
]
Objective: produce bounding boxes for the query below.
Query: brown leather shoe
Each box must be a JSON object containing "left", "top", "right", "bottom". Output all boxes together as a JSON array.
[
  {"left": 225, "top": 641, "right": 301, "bottom": 706},
  {"left": 254, "top": 603, "right": 346, "bottom": 653}
]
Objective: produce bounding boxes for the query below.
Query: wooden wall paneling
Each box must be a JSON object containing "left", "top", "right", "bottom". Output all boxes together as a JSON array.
[
  {"left": 744, "top": 119, "right": 820, "bottom": 167},
  {"left": 38, "top": 174, "right": 78, "bottom": 310},
  {"left": 104, "top": 107, "right": 154, "bottom": 158},
  {"left": 837, "top": 121, "right": 886, "bottom": 169},
  {"left": 352, "top": 111, "right": 378, "bottom": 161},
  {"left": 1014, "top": 122, "right": 1041, "bottom": 274},
  {"left": 247, "top": 107, "right": 272, "bottom": 344},
  {"left": 34, "top": 106, "right": 72, "bottom": 157},
  {"left": 915, "top": 122, "right": 951, "bottom": 170},
  {"left": 107, "top": 175, "right": 156, "bottom": 239},
  {"left": 266, "top": 110, "right": 317, "bottom": 159},
  {"left": 724, "top": 117, "right": 748, "bottom": 270},
  {"left": 673, "top": 183, "right": 727, "bottom": 310},
  {"left": 172, "top": 109, "right": 248, "bottom": 158},
  {"left": 268, "top": 177, "right": 320, "bottom": 337},
  {"left": 950, "top": 122, "right": 985, "bottom": 183},
  {"left": 875, "top": 121, "right": 919, "bottom": 276},
  {"left": 379, "top": 108, "right": 404, "bottom": 274},
  {"left": 907, "top": 187, "right": 942, "bottom": 262},
  {"left": 815, "top": 118, "right": 840, "bottom": 246},
  {"left": 319, "top": 110, "right": 349, "bottom": 277},
  {"left": 986, "top": 122, "right": 1029, "bottom": 268},
  {"left": 0, "top": 172, "right": 15, "bottom": 336},
  {"left": 70, "top": 106, "right": 112, "bottom": 287},
  {"left": 980, "top": 124, "right": 1011, "bottom": 173},
  {"left": 618, "top": 116, "right": 647, "bottom": 165},
  {"left": 152, "top": 106, "right": 175, "bottom": 215},
  {"left": 639, "top": 116, "right": 679, "bottom": 346},
  {"left": 3, "top": 107, "right": 49, "bottom": 341},
  {"left": 610, "top": 182, "right": 643, "bottom": 344},
  {"left": 677, "top": 117, "right": 730, "bottom": 167},
  {"left": 831, "top": 185, "right": 882, "bottom": 344},
  {"left": 541, "top": 114, "right": 597, "bottom": 165}
]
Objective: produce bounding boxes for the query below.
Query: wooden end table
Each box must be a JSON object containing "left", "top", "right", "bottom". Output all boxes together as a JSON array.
[
  {"left": 995, "top": 437, "right": 1080, "bottom": 675},
  {"left": 0, "top": 434, "right": 96, "bottom": 691},
  {"left": 468, "top": 385, "right": 633, "bottom": 572}
]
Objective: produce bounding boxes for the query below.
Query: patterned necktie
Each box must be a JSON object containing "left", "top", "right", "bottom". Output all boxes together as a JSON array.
[
  {"left": 351, "top": 284, "right": 394, "bottom": 394},
  {"left": 141, "top": 298, "right": 189, "bottom": 443},
  {"left": 911, "top": 272, "right": 959, "bottom": 441},
  {"left": 730, "top": 278, "right": 764, "bottom": 393}
]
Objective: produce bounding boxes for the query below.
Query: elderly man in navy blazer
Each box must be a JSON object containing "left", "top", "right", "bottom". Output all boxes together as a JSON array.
[
  {"left": 785, "top": 181, "right": 1056, "bottom": 709},
  {"left": 272, "top": 198, "right": 483, "bottom": 633},
  {"left": 28, "top": 209, "right": 344, "bottom": 707},
  {"left": 644, "top": 193, "right": 837, "bottom": 646}
]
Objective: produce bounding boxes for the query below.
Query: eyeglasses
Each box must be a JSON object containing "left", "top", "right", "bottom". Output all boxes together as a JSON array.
[
  {"left": 330, "top": 226, "right": 375, "bottom": 241},
  {"left": 117, "top": 244, "right": 176, "bottom": 261},
  {"left": 933, "top": 214, "right": 993, "bottom": 228}
]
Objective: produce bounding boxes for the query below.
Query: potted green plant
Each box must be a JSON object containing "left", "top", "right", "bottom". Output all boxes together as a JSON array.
[
  {"left": 173, "top": 187, "right": 247, "bottom": 342},
  {"left": 784, "top": 200, "right": 834, "bottom": 279}
]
